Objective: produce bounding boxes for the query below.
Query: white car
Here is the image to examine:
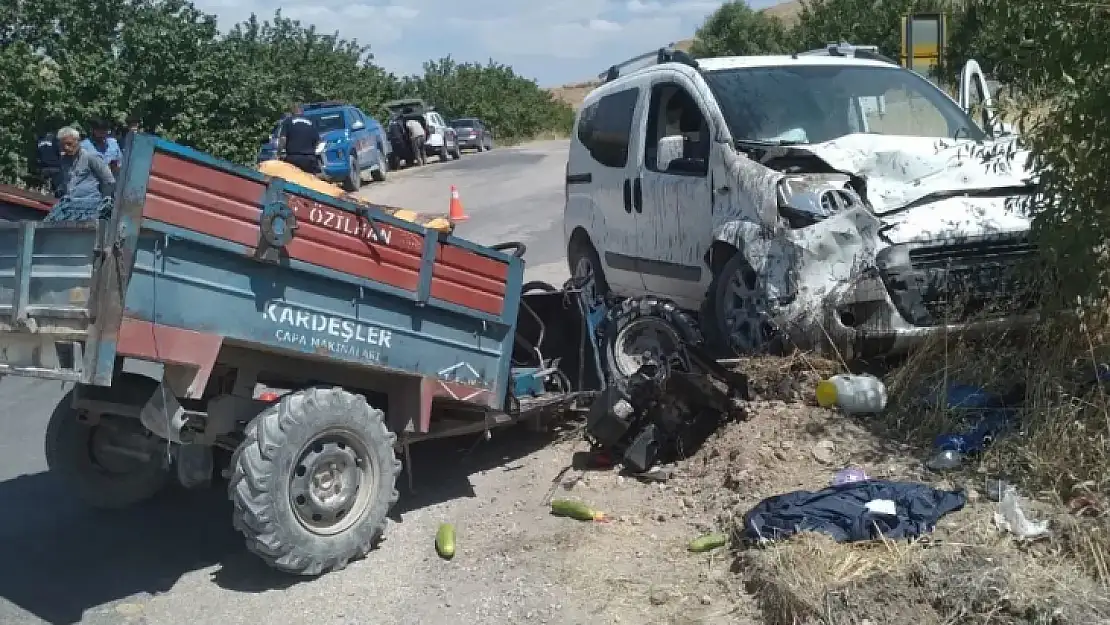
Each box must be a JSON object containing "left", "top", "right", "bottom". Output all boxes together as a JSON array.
[
  {"left": 564, "top": 43, "right": 1035, "bottom": 359},
  {"left": 421, "top": 110, "right": 462, "bottom": 162}
]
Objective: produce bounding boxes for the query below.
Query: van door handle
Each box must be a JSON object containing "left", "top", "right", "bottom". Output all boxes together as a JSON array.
[
  {"left": 622, "top": 179, "right": 632, "bottom": 213},
  {"left": 633, "top": 178, "right": 642, "bottom": 213}
]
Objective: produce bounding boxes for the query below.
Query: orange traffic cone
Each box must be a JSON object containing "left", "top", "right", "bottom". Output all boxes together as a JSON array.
[{"left": 448, "top": 185, "right": 468, "bottom": 221}]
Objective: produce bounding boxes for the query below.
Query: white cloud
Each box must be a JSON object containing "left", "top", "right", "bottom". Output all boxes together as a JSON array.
[
  {"left": 588, "top": 19, "right": 622, "bottom": 32},
  {"left": 190, "top": 0, "right": 734, "bottom": 85}
]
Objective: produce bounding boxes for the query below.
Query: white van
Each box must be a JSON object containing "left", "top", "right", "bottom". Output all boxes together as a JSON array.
[{"left": 563, "top": 44, "right": 1036, "bottom": 358}]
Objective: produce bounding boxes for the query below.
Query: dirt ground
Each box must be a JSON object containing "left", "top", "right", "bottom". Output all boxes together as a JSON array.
[{"left": 423, "top": 354, "right": 1110, "bottom": 625}]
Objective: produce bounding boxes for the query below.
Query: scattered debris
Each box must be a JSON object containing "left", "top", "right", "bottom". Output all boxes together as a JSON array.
[
  {"left": 629, "top": 463, "right": 676, "bottom": 483},
  {"left": 585, "top": 339, "right": 748, "bottom": 474},
  {"left": 435, "top": 523, "right": 456, "bottom": 560},
  {"left": 831, "top": 467, "right": 869, "bottom": 486},
  {"left": 994, "top": 487, "right": 1050, "bottom": 540},
  {"left": 927, "top": 382, "right": 1019, "bottom": 462},
  {"left": 984, "top": 477, "right": 1011, "bottom": 502},
  {"left": 815, "top": 373, "right": 888, "bottom": 414},
  {"left": 687, "top": 532, "right": 728, "bottom": 553},
  {"left": 550, "top": 498, "right": 607, "bottom": 522},
  {"left": 925, "top": 449, "right": 965, "bottom": 471},
  {"left": 811, "top": 439, "right": 837, "bottom": 464}
]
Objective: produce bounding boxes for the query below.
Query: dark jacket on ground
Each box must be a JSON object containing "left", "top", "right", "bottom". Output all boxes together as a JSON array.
[{"left": 742, "top": 480, "right": 967, "bottom": 544}]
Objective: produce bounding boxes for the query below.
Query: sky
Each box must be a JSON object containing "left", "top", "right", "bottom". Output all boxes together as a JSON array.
[{"left": 191, "top": 0, "right": 785, "bottom": 87}]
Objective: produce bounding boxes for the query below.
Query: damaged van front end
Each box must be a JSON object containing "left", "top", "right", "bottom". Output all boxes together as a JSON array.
[{"left": 714, "top": 134, "right": 1038, "bottom": 360}]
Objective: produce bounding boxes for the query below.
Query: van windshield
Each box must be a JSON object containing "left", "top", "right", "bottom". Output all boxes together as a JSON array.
[{"left": 703, "top": 65, "right": 986, "bottom": 144}]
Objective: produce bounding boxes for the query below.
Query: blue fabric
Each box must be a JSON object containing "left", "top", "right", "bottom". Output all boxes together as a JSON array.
[
  {"left": 43, "top": 195, "right": 112, "bottom": 222},
  {"left": 742, "top": 480, "right": 966, "bottom": 543},
  {"left": 81, "top": 137, "right": 122, "bottom": 167}
]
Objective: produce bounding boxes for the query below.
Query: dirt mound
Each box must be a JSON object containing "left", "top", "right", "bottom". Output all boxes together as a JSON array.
[{"left": 664, "top": 357, "right": 1110, "bottom": 625}]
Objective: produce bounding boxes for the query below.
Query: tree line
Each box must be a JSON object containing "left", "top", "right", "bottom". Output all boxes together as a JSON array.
[
  {"left": 691, "top": 0, "right": 1109, "bottom": 300},
  {"left": 0, "top": 0, "right": 574, "bottom": 185}
]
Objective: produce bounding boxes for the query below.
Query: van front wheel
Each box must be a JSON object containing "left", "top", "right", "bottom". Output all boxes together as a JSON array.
[
  {"left": 702, "top": 252, "right": 783, "bottom": 357},
  {"left": 567, "top": 235, "right": 610, "bottom": 301}
]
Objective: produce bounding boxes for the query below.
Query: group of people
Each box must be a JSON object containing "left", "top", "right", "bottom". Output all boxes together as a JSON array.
[{"left": 35, "top": 115, "right": 142, "bottom": 222}]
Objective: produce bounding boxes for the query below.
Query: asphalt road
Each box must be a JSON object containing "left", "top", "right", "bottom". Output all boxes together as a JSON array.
[
  {"left": 362, "top": 140, "right": 572, "bottom": 288},
  {"left": 0, "top": 139, "right": 573, "bottom": 625}
]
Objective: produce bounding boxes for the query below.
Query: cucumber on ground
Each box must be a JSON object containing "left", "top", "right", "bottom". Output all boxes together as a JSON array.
[
  {"left": 550, "top": 498, "right": 604, "bottom": 521},
  {"left": 687, "top": 532, "right": 728, "bottom": 553},
  {"left": 435, "top": 523, "right": 456, "bottom": 559}
]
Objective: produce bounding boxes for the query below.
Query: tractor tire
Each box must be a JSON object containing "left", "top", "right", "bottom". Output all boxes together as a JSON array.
[
  {"left": 228, "top": 387, "right": 402, "bottom": 576},
  {"left": 601, "top": 296, "right": 702, "bottom": 393},
  {"left": 45, "top": 381, "right": 171, "bottom": 510}
]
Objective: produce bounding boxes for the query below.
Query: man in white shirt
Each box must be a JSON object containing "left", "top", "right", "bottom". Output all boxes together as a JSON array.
[{"left": 404, "top": 117, "right": 427, "bottom": 166}]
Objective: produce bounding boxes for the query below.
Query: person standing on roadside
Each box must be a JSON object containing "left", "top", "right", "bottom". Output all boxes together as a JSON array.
[
  {"left": 43, "top": 126, "right": 117, "bottom": 223},
  {"left": 405, "top": 116, "right": 427, "bottom": 166},
  {"left": 35, "top": 123, "right": 65, "bottom": 198},
  {"left": 278, "top": 104, "right": 321, "bottom": 174},
  {"left": 81, "top": 118, "right": 123, "bottom": 176}
]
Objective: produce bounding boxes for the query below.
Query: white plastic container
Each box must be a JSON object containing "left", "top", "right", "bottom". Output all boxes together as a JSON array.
[{"left": 815, "top": 373, "right": 888, "bottom": 414}]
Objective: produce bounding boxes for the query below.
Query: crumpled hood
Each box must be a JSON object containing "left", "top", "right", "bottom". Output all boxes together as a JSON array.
[
  {"left": 798, "top": 134, "right": 1033, "bottom": 212},
  {"left": 794, "top": 134, "right": 1033, "bottom": 244}
]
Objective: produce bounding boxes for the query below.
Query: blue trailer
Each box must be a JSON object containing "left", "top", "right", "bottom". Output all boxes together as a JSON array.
[{"left": 0, "top": 133, "right": 605, "bottom": 576}]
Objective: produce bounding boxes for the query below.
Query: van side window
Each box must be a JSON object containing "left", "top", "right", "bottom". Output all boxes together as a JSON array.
[
  {"left": 644, "top": 83, "right": 708, "bottom": 176},
  {"left": 577, "top": 88, "right": 639, "bottom": 168}
]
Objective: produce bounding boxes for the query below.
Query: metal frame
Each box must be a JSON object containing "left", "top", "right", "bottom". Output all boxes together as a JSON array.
[
  {"left": 796, "top": 42, "right": 898, "bottom": 65},
  {"left": 598, "top": 45, "right": 700, "bottom": 84}
]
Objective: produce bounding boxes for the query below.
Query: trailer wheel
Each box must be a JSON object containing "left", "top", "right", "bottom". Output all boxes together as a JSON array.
[
  {"left": 44, "top": 386, "right": 171, "bottom": 510},
  {"left": 229, "top": 387, "right": 401, "bottom": 576}
]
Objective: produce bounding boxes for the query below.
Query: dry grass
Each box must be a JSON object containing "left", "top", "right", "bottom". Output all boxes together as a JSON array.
[
  {"left": 875, "top": 303, "right": 1110, "bottom": 575},
  {"left": 742, "top": 527, "right": 1110, "bottom": 625}
]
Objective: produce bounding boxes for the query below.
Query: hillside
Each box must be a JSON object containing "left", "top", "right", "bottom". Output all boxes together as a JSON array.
[{"left": 548, "top": 0, "right": 802, "bottom": 109}]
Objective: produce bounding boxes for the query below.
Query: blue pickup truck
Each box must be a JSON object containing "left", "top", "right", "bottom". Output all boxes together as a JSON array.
[{"left": 257, "top": 101, "right": 391, "bottom": 191}]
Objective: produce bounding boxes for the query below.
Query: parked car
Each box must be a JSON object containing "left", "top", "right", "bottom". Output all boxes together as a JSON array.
[
  {"left": 449, "top": 118, "right": 494, "bottom": 152},
  {"left": 385, "top": 99, "right": 461, "bottom": 163},
  {"left": 385, "top": 109, "right": 430, "bottom": 169},
  {"left": 564, "top": 43, "right": 1033, "bottom": 362},
  {"left": 257, "top": 101, "right": 390, "bottom": 191}
]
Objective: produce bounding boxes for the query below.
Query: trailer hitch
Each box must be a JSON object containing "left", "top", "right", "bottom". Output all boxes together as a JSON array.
[{"left": 256, "top": 178, "right": 298, "bottom": 262}]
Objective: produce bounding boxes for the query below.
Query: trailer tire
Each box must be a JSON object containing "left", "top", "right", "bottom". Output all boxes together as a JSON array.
[
  {"left": 602, "top": 297, "right": 702, "bottom": 393},
  {"left": 45, "top": 385, "right": 171, "bottom": 510},
  {"left": 229, "top": 387, "right": 401, "bottom": 576}
]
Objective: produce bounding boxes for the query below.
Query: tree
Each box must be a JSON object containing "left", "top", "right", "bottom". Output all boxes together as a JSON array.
[
  {"left": 0, "top": 0, "right": 573, "bottom": 186},
  {"left": 689, "top": 1, "right": 794, "bottom": 57}
]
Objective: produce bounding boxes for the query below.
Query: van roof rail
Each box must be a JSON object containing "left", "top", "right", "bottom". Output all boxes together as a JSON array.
[
  {"left": 796, "top": 42, "right": 897, "bottom": 65},
  {"left": 598, "top": 45, "right": 700, "bottom": 83}
]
